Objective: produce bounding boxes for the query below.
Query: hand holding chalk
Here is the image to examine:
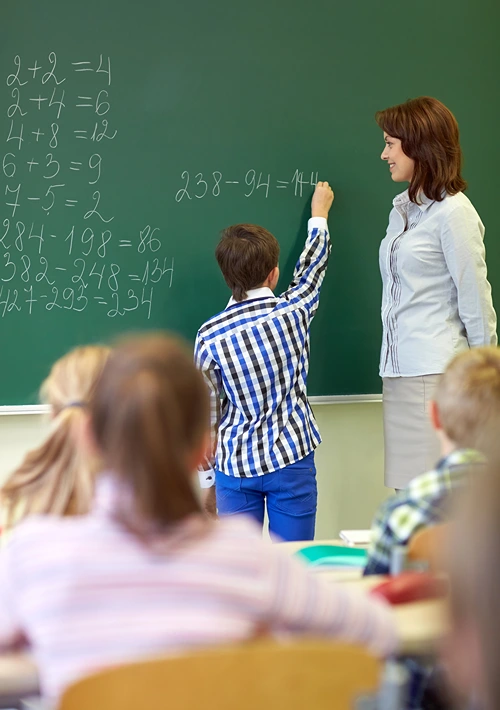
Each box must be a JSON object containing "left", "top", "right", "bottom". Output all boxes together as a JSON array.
[{"left": 311, "top": 181, "right": 334, "bottom": 219}]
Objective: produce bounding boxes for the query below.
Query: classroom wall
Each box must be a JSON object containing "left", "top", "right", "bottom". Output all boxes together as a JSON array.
[
  {"left": 313, "top": 403, "right": 389, "bottom": 537},
  {"left": 0, "top": 403, "right": 389, "bottom": 537}
]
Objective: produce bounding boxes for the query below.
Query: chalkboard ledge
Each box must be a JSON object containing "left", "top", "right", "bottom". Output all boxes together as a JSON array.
[
  {"left": 309, "top": 395, "right": 382, "bottom": 405},
  {"left": 0, "top": 395, "right": 382, "bottom": 415},
  {"left": 0, "top": 405, "right": 51, "bottom": 416}
]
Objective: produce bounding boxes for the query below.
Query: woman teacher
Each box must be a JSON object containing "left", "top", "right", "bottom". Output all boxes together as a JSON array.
[{"left": 377, "top": 96, "right": 497, "bottom": 490}]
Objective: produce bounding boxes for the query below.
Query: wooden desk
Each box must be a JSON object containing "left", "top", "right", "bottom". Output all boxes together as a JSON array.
[
  {"left": 303, "top": 569, "right": 447, "bottom": 656},
  {"left": 277, "top": 541, "right": 447, "bottom": 656},
  {"left": 338, "top": 575, "right": 447, "bottom": 657}
]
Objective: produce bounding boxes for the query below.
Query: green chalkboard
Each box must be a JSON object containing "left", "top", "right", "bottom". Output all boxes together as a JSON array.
[{"left": 1, "top": 0, "right": 499, "bottom": 404}]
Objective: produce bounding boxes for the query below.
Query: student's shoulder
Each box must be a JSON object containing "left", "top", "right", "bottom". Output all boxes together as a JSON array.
[
  {"left": 374, "top": 489, "right": 411, "bottom": 521},
  {"left": 197, "top": 301, "right": 264, "bottom": 333},
  {"left": 446, "top": 448, "right": 485, "bottom": 468},
  {"left": 407, "top": 466, "right": 441, "bottom": 496},
  {"left": 13, "top": 513, "right": 94, "bottom": 537},
  {"left": 197, "top": 307, "right": 232, "bottom": 336},
  {"left": 4, "top": 514, "right": 94, "bottom": 561},
  {"left": 196, "top": 308, "right": 240, "bottom": 351},
  {"left": 198, "top": 300, "right": 287, "bottom": 344},
  {"left": 407, "top": 449, "right": 481, "bottom": 497},
  {"left": 375, "top": 488, "right": 430, "bottom": 544}
]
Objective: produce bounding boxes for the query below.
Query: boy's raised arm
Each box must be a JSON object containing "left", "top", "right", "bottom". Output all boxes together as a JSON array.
[{"left": 286, "top": 181, "right": 334, "bottom": 314}]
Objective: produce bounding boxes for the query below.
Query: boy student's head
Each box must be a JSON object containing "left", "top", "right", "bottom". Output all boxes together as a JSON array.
[
  {"left": 429, "top": 346, "right": 500, "bottom": 459},
  {"left": 216, "top": 224, "right": 280, "bottom": 302},
  {"left": 1, "top": 345, "right": 111, "bottom": 527},
  {"left": 89, "top": 333, "right": 209, "bottom": 528}
]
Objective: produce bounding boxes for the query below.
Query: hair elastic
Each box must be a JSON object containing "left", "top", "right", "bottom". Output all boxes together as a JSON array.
[{"left": 62, "top": 401, "right": 87, "bottom": 410}]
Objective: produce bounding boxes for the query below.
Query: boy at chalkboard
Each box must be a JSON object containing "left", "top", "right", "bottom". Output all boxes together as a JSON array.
[{"left": 194, "top": 182, "right": 334, "bottom": 541}]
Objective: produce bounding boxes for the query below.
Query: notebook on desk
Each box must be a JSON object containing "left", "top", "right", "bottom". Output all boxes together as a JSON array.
[
  {"left": 339, "top": 530, "right": 371, "bottom": 546},
  {"left": 295, "top": 544, "right": 367, "bottom": 570}
]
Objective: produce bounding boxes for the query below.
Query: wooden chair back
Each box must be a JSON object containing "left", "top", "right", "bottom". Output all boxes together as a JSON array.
[{"left": 58, "top": 639, "right": 382, "bottom": 710}]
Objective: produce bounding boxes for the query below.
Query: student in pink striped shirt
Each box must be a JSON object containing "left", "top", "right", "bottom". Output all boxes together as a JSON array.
[{"left": 0, "top": 333, "right": 397, "bottom": 701}]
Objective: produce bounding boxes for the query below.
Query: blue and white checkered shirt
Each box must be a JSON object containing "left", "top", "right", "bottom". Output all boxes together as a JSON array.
[{"left": 194, "top": 217, "right": 331, "bottom": 478}]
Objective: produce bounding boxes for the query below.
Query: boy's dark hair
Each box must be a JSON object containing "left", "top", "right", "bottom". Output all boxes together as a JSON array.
[{"left": 216, "top": 224, "right": 280, "bottom": 302}]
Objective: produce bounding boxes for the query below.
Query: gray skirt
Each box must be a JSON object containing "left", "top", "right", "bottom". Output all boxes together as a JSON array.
[{"left": 383, "top": 375, "right": 442, "bottom": 489}]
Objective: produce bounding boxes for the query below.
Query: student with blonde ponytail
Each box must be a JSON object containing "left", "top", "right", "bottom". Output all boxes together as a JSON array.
[
  {"left": 0, "top": 333, "right": 396, "bottom": 702},
  {"left": 1, "top": 345, "right": 111, "bottom": 527}
]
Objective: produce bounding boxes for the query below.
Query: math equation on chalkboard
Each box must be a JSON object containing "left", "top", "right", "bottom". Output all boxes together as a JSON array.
[
  {"left": 2, "top": 53, "right": 318, "bottom": 321},
  {"left": 174, "top": 170, "right": 319, "bottom": 202},
  {"left": 1, "top": 53, "right": 173, "bottom": 320}
]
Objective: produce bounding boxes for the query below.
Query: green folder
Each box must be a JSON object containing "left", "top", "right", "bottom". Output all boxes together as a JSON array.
[{"left": 294, "top": 544, "right": 367, "bottom": 569}]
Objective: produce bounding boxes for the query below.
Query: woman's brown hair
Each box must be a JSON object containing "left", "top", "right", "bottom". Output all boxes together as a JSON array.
[
  {"left": 90, "top": 333, "right": 208, "bottom": 528},
  {"left": 376, "top": 96, "right": 467, "bottom": 203},
  {"left": 1, "top": 345, "right": 111, "bottom": 527}
]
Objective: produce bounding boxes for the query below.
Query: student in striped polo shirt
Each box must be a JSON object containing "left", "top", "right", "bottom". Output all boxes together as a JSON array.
[
  {"left": 0, "top": 334, "right": 396, "bottom": 701},
  {"left": 195, "top": 181, "right": 334, "bottom": 541}
]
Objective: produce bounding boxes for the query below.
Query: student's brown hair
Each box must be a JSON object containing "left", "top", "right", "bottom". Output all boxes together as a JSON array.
[
  {"left": 216, "top": 224, "right": 280, "bottom": 302},
  {"left": 376, "top": 96, "right": 467, "bottom": 203},
  {"left": 90, "top": 333, "right": 208, "bottom": 528},
  {"left": 435, "top": 346, "right": 500, "bottom": 458},
  {"left": 1, "top": 345, "right": 111, "bottom": 528}
]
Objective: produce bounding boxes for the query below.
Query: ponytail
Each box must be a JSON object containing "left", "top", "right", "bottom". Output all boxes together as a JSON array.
[
  {"left": 90, "top": 334, "right": 209, "bottom": 529},
  {"left": 1, "top": 344, "right": 111, "bottom": 528},
  {"left": 2, "top": 406, "right": 94, "bottom": 527}
]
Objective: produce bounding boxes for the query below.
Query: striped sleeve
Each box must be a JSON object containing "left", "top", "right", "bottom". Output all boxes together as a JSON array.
[
  {"left": 262, "top": 545, "right": 397, "bottom": 657},
  {"left": 284, "top": 217, "right": 332, "bottom": 318}
]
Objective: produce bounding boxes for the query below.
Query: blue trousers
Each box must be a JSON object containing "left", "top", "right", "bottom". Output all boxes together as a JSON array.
[{"left": 215, "top": 452, "right": 317, "bottom": 542}]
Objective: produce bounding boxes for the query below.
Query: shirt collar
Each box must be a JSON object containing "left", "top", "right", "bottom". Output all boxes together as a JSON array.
[
  {"left": 402, "top": 448, "right": 485, "bottom": 502},
  {"left": 392, "top": 189, "right": 410, "bottom": 207},
  {"left": 392, "top": 189, "right": 435, "bottom": 213},
  {"left": 435, "top": 447, "right": 486, "bottom": 471},
  {"left": 92, "top": 473, "right": 213, "bottom": 549},
  {"left": 416, "top": 193, "right": 435, "bottom": 212},
  {"left": 227, "top": 286, "right": 275, "bottom": 308}
]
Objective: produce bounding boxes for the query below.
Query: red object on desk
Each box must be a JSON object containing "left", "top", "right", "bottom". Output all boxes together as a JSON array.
[{"left": 369, "top": 572, "right": 448, "bottom": 605}]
